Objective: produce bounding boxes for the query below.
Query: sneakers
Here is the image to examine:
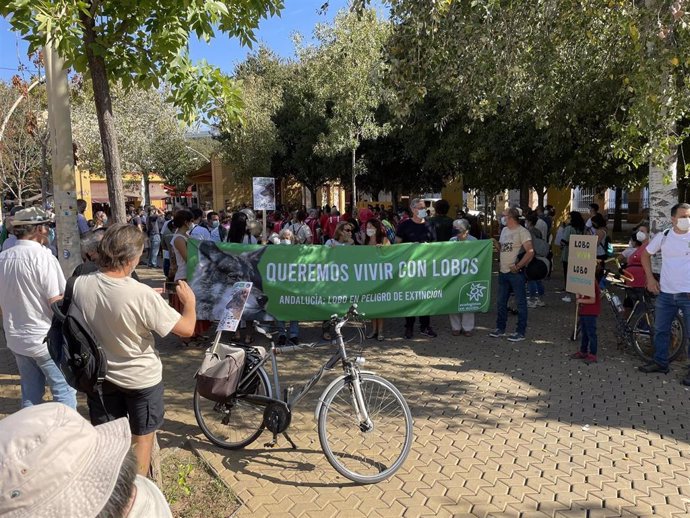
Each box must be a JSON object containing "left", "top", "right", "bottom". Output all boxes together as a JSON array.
[
  {"left": 420, "top": 327, "right": 438, "bottom": 338},
  {"left": 571, "top": 351, "right": 587, "bottom": 359},
  {"left": 527, "top": 298, "right": 538, "bottom": 309},
  {"left": 489, "top": 329, "right": 506, "bottom": 338},
  {"left": 535, "top": 297, "right": 546, "bottom": 307},
  {"left": 638, "top": 362, "right": 669, "bottom": 374},
  {"left": 404, "top": 327, "right": 413, "bottom": 339},
  {"left": 507, "top": 333, "right": 526, "bottom": 342},
  {"left": 562, "top": 296, "right": 572, "bottom": 303},
  {"left": 583, "top": 353, "right": 597, "bottom": 364}
]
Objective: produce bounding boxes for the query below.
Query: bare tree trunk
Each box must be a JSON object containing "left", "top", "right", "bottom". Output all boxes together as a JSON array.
[
  {"left": 649, "top": 147, "right": 678, "bottom": 273},
  {"left": 81, "top": 10, "right": 126, "bottom": 223},
  {"left": 351, "top": 146, "right": 357, "bottom": 211},
  {"left": 308, "top": 186, "right": 318, "bottom": 209},
  {"left": 536, "top": 187, "right": 546, "bottom": 209}
]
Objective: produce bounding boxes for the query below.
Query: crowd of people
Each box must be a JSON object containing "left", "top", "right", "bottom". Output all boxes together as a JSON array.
[{"left": 0, "top": 195, "right": 688, "bottom": 517}]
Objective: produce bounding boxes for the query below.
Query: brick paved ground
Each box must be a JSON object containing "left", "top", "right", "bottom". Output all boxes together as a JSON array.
[{"left": 2, "top": 267, "right": 690, "bottom": 517}]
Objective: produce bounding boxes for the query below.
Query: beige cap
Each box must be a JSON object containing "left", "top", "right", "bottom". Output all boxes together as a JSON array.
[
  {"left": 10, "top": 207, "right": 54, "bottom": 226},
  {"left": 0, "top": 403, "right": 131, "bottom": 518}
]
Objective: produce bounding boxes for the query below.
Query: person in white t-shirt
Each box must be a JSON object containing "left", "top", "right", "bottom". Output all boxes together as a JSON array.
[
  {"left": 638, "top": 203, "right": 690, "bottom": 380},
  {"left": 0, "top": 207, "right": 76, "bottom": 409},
  {"left": 72, "top": 223, "right": 197, "bottom": 476},
  {"left": 489, "top": 207, "right": 534, "bottom": 342},
  {"left": 189, "top": 207, "right": 211, "bottom": 240}
]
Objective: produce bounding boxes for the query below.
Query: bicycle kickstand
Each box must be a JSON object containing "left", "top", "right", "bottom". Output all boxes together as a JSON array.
[{"left": 282, "top": 431, "right": 298, "bottom": 450}]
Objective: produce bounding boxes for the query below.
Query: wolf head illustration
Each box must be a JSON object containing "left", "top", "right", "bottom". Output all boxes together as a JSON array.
[{"left": 191, "top": 241, "right": 271, "bottom": 321}]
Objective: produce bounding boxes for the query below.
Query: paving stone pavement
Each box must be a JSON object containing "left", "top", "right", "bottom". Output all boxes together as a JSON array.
[{"left": 2, "top": 267, "right": 690, "bottom": 517}]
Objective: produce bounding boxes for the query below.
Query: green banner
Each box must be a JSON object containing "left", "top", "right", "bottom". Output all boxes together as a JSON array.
[{"left": 187, "top": 240, "right": 493, "bottom": 321}]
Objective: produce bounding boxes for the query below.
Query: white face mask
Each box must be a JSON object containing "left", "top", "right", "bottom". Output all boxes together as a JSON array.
[
  {"left": 366, "top": 228, "right": 376, "bottom": 237},
  {"left": 677, "top": 217, "right": 690, "bottom": 232},
  {"left": 416, "top": 209, "right": 427, "bottom": 219},
  {"left": 585, "top": 220, "right": 593, "bottom": 229},
  {"left": 280, "top": 239, "right": 291, "bottom": 245},
  {"left": 500, "top": 216, "right": 507, "bottom": 226},
  {"left": 636, "top": 231, "right": 647, "bottom": 242}
]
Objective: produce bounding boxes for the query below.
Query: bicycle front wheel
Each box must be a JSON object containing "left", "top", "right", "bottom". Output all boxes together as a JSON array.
[
  {"left": 317, "top": 373, "right": 413, "bottom": 484},
  {"left": 193, "top": 366, "right": 271, "bottom": 449},
  {"left": 630, "top": 309, "right": 685, "bottom": 363}
]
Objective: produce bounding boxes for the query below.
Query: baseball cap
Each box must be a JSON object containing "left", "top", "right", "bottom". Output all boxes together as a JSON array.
[
  {"left": 0, "top": 403, "right": 131, "bottom": 518},
  {"left": 10, "top": 207, "right": 54, "bottom": 226}
]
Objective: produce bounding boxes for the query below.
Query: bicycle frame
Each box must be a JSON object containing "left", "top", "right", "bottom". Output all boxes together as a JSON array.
[{"left": 215, "top": 312, "right": 370, "bottom": 427}]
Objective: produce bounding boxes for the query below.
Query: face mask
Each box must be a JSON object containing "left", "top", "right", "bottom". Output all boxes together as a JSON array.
[
  {"left": 677, "top": 217, "right": 690, "bottom": 232},
  {"left": 222, "top": 223, "right": 230, "bottom": 229},
  {"left": 48, "top": 228, "right": 55, "bottom": 244},
  {"left": 366, "top": 228, "right": 376, "bottom": 237},
  {"left": 500, "top": 216, "right": 507, "bottom": 226},
  {"left": 417, "top": 209, "right": 428, "bottom": 219},
  {"left": 280, "top": 239, "right": 291, "bottom": 245},
  {"left": 211, "top": 220, "right": 220, "bottom": 228},
  {"left": 102, "top": 217, "right": 108, "bottom": 224},
  {"left": 636, "top": 231, "right": 647, "bottom": 242},
  {"left": 585, "top": 220, "right": 593, "bottom": 229}
]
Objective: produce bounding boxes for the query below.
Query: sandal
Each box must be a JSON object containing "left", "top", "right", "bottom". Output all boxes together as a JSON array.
[{"left": 366, "top": 331, "right": 378, "bottom": 340}]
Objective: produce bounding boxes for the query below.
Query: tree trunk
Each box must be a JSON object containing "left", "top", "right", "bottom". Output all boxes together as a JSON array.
[
  {"left": 649, "top": 147, "right": 678, "bottom": 273},
  {"left": 309, "top": 186, "right": 318, "bottom": 209},
  {"left": 536, "top": 187, "right": 546, "bottom": 209},
  {"left": 143, "top": 170, "right": 151, "bottom": 208},
  {"left": 80, "top": 10, "right": 127, "bottom": 223},
  {"left": 613, "top": 186, "right": 623, "bottom": 232},
  {"left": 351, "top": 146, "right": 357, "bottom": 211},
  {"left": 390, "top": 186, "right": 399, "bottom": 213}
]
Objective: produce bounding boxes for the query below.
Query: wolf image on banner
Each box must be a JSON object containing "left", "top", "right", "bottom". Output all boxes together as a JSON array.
[{"left": 190, "top": 240, "right": 273, "bottom": 321}]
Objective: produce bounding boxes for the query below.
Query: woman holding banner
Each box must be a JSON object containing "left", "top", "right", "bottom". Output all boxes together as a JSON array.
[{"left": 364, "top": 219, "right": 390, "bottom": 341}]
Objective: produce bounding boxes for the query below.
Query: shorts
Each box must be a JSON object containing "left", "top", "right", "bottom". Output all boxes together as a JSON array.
[{"left": 87, "top": 379, "right": 165, "bottom": 436}]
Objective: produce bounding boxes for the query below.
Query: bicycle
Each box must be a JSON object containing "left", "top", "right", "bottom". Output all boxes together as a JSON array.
[
  {"left": 193, "top": 304, "right": 414, "bottom": 484},
  {"left": 571, "top": 260, "right": 686, "bottom": 363}
]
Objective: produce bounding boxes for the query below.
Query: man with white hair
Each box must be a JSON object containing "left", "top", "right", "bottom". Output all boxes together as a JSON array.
[
  {"left": 0, "top": 207, "right": 76, "bottom": 409},
  {"left": 0, "top": 402, "right": 172, "bottom": 517}
]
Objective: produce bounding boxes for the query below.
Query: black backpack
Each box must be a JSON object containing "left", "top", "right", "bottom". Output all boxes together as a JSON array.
[{"left": 46, "top": 276, "right": 108, "bottom": 396}]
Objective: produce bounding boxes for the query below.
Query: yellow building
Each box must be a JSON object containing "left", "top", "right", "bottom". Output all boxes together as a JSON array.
[{"left": 74, "top": 168, "right": 167, "bottom": 219}]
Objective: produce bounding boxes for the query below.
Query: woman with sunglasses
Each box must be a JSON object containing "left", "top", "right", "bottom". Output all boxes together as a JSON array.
[{"left": 325, "top": 221, "right": 355, "bottom": 247}]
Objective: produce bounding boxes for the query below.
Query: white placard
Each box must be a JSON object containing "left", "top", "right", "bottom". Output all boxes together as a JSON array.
[
  {"left": 252, "top": 177, "right": 276, "bottom": 211},
  {"left": 217, "top": 282, "right": 253, "bottom": 332}
]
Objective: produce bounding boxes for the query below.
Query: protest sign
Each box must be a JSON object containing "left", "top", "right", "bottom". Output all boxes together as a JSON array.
[
  {"left": 216, "top": 282, "right": 253, "bottom": 332},
  {"left": 565, "top": 234, "right": 598, "bottom": 297},
  {"left": 252, "top": 177, "right": 276, "bottom": 211},
  {"left": 187, "top": 240, "right": 493, "bottom": 321}
]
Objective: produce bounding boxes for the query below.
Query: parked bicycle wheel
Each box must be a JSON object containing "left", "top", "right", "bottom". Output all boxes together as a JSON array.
[
  {"left": 194, "top": 366, "right": 271, "bottom": 449},
  {"left": 630, "top": 309, "right": 686, "bottom": 363},
  {"left": 318, "top": 373, "right": 413, "bottom": 484}
]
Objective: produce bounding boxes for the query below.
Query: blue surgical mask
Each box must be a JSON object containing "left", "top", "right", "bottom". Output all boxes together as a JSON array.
[
  {"left": 211, "top": 220, "right": 220, "bottom": 229},
  {"left": 48, "top": 228, "right": 55, "bottom": 244},
  {"left": 417, "top": 209, "right": 428, "bottom": 219}
]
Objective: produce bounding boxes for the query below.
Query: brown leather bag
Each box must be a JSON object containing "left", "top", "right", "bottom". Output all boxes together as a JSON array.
[{"left": 196, "top": 344, "right": 246, "bottom": 402}]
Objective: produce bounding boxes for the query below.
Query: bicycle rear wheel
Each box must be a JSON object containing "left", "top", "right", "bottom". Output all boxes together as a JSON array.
[
  {"left": 193, "top": 366, "right": 271, "bottom": 449},
  {"left": 317, "top": 373, "right": 413, "bottom": 484},
  {"left": 630, "top": 309, "right": 685, "bottom": 363}
]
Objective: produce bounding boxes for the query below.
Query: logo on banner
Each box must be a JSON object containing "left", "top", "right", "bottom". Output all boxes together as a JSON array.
[{"left": 457, "top": 281, "right": 489, "bottom": 312}]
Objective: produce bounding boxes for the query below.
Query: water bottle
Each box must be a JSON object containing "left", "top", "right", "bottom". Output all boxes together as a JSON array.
[{"left": 612, "top": 294, "right": 623, "bottom": 313}]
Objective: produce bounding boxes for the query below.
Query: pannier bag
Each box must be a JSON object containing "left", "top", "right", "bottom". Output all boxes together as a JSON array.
[{"left": 196, "top": 343, "right": 246, "bottom": 402}]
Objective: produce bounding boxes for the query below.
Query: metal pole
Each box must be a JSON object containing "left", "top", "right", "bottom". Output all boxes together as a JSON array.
[{"left": 45, "top": 44, "right": 82, "bottom": 277}]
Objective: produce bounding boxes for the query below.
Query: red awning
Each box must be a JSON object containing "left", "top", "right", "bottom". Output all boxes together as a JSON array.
[{"left": 90, "top": 182, "right": 109, "bottom": 203}]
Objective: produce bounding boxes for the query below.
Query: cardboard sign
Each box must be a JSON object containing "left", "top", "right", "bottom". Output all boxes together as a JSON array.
[
  {"left": 252, "top": 177, "right": 276, "bottom": 211},
  {"left": 216, "top": 282, "right": 253, "bottom": 332},
  {"left": 565, "top": 234, "right": 598, "bottom": 297}
]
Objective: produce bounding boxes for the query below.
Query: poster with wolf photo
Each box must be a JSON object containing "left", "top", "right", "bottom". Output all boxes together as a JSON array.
[
  {"left": 217, "top": 282, "right": 254, "bottom": 332},
  {"left": 252, "top": 177, "right": 276, "bottom": 211}
]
